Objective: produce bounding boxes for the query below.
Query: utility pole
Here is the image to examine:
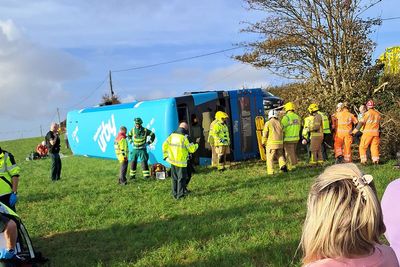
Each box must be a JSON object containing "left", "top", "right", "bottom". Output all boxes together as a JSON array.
[
  {"left": 109, "top": 70, "right": 115, "bottom": 99},
  {"left": 40, "top": 125, "right": 43, "bottom": 137},
  {"left": 57, "top": 108, "right": 61, "bottom": 125}
]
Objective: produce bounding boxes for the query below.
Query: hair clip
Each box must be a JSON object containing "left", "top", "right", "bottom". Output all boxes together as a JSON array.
[{"left": 352, "top": 174, "right": 373, "bottom": 200}]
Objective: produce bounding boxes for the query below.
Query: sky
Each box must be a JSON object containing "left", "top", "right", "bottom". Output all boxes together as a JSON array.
[{"left": 0, "top": 0, "right": 399, "bottom": 141}]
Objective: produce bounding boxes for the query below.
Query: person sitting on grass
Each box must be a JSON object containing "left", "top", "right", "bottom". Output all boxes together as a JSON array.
[
  {"left": 301, "top": 163, "right": 399, "bottom": 267},
  {"left": 36, "top": 141, "right": 48, "bottom": 158}
]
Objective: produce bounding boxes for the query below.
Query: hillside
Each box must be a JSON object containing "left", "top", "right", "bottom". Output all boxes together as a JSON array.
[{"left": 0, "top": 137, "right": 398, "bottom": 266}]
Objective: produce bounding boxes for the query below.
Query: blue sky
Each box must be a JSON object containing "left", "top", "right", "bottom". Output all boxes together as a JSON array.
[{"left": 0, "top": 0, "right": 399, "bottom": 141}]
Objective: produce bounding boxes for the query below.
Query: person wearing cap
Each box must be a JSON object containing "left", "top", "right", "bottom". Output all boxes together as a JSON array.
[
  {"left": 45, "top": 122, "right": 62, "bottom": 181},
  {"left": 209, "top": 111, "right": 230, "bottom": 171},
  {"left": 127, "top": 117, "right": 155, "bottom": 179},
  {"left": 381, "top": 179, "right": 400, "bottom": 263},
  {"left": 162, "top": 122, "right": 199, "bottom": 199},
  {"left": 262, "top": 109, "right": 287, "bottom": 175},
  {"left": 281, "top": 102, "right": 301, "bottom": 170},
  {"left": 334, "top": 102, "right": 358, "bottom": 163},
  {"left": 0, "top": 147, "right": 20, "bottom": 211},
  {"left": 352, "top": 100, "right": 381, "bottom": 164},
  {"left": 303, "top": 104, "right": 324, "bottom": 165}
]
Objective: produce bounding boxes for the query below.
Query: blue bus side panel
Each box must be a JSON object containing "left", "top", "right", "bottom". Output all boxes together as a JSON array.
[{"left": 67, "top": 99, "right": 178, "bottom": 166}]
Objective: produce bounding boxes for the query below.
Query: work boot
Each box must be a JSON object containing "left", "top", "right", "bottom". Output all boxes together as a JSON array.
[
  {"left": 280, "top": 165, "right": 288, "bottom": 173},
  {"left": 335, "top": 156, "right": 344, "bottom": 164}
]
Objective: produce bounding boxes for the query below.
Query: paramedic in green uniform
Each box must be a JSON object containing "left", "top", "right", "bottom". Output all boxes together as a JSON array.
[{"left": 127, "top": 118, "right": 155, "bottom": 179}]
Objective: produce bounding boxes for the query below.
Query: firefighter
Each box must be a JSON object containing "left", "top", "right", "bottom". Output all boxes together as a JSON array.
[
  {"left": 207, "top": 114, "right": 219, "bottom": 168},
  {"left": 209, "top": 111, "right": 230, "bottom": 171},
  {"left": 114, "top": 126, "right": 129, "bottom": 185},
  {"left": 0, "top": 147, "right": 20, "bottom": 211},
  {"left": 262, "top": 109, "right": 287, "bottom": 175},
  {"left": 303, "top": 104, "right": 324, "bottom": 165},
  {"left": 162, "top": 122, "right": 198, "bottom": 199},
  {"left": 317, "top": 108, "right": 331, "bottom": 160},
  {"left": 331, "top": 102, "right": 343, "bottom": 139},
  {"left": 334, "top": 102, "right": 358, "bottom": 163},
  {"left": 352, "top": 100, "right": 381, "bottom": 164},
  {"left": 281, "top": 102, "right": 301, "bottom": 170},
  {"left": 127, "top": 118, "right": 155, "bottom": 179}
]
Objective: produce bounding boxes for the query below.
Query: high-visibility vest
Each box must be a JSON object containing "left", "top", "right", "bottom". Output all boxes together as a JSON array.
[
  {"left": 0, "top": 202, "right": 19, "bottom": 219},
  {"left": 361, "top": 109, "right": 381, "bottom": 137},
  {"left": 317, "top": 111, "right": 331, "bottom": 134},
  {"left": 281, "top": 111, "right": 301, "bottom": 142},
  {"left": 162, "top": 133, "right": 198, "bottom": 167},
  {"left": 128, "top": 127, "right": 155, "bottom": 149},
  {"left": 302, "top": 116, "right": 314, "bottom": 139},
  {"left": 210, "top": 120, "right": 230, "bottom": 146},
  {"left": 0, "top": 151, "right": 20, "bottom": 196},
  {"left": 336, "top": 109, "right": 358, "bottom": 136},
  {"left": 114, "top": 137, "right": 129, "bottom": 163},
  {"left": 262, "top": 118, "right": 284, "bottom": 148}
]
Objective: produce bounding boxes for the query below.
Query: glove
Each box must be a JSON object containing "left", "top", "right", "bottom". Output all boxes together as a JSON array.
[
  {"left": 9, "top": 193, "right": 18, "bottom": 207},
  {"left": 302, "top": 139, "right": 308, "bottom": 145},
  {"left": 0, "top": 248, "right": 15, "bottom": 259}
]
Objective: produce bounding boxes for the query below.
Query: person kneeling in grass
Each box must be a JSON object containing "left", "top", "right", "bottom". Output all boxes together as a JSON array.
[{"left": 301, "top": 163, "right": 399, "bottom": 266}]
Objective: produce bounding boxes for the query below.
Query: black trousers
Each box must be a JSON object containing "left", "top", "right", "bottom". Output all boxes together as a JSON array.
[
  {"left": 171, "top": 165, "right": 187, "bottom": 199},
  {"left": 50, "top": 153, "right": 62, "bottom": 181},
  {"left": 119, "top": 161, "right": 128, "bottom": 184}
]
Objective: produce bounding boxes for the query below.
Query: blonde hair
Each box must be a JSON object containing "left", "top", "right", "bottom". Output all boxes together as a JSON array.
[{"left": 301, "top": 163, "right": 385, "bottom": 264}]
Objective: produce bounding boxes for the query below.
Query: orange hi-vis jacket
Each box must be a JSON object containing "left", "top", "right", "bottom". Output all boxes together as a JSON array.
[
  {"left": 336, "top": 109, "right": 358, "bottom": 137},
  {"left": 360, "top": 109, "right": 381, "bottom": 136}
]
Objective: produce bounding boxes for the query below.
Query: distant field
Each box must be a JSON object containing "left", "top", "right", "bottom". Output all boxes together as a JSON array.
[{"left": 0, "top": 137, "right": 398, "bottom": 266}]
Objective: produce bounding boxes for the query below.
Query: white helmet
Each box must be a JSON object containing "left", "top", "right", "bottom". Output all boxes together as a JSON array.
[{"left": 268, "top": 109, "right": 279, "bottom": 119}]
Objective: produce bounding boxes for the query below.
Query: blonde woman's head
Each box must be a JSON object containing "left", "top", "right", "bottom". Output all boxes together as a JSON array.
[{"left": 301, "top": 163, "right": 385, "bottom": 264}]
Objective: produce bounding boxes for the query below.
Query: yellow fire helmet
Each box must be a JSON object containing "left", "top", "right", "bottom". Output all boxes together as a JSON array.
[
  {"left": 308, "top": 103, "right": 319, "bottom": 113},
  {"left": 215, "top": 111, "right": 229, "bottom": 121},
  {"left": 283, "top": 102, "right": 296, "bottom": 111}
]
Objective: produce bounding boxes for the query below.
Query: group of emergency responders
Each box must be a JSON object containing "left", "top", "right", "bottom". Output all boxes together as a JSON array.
[{"left": 262, "top": 100, "right": 381, "bottom": 175}]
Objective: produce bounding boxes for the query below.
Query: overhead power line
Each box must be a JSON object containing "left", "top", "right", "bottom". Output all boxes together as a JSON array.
[
  {"left": 111, "top": 46, "right": 244, "bottom": 73},
  {"left": 381, "top": 16, "right": 400, "bottom": 21}
]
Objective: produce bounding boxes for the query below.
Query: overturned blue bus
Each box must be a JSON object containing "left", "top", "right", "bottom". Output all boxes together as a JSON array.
[{"left": 66, "top": 88, "right": 265, "bottom": 166}]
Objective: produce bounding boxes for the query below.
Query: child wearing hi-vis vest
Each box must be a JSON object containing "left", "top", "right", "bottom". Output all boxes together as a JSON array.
[{"left": 114, "top": 126, "right": 129, "bottom": 185}]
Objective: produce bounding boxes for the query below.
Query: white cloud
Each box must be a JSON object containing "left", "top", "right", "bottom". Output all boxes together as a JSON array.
[
  {"left": 0, "top": 19, "right": 84, "bottom": 140},
  {"left": 204, "top": 64, "right": 271, "bottom": 90}
]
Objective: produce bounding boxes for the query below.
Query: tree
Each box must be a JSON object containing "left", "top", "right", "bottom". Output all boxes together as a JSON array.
[
  {"left": 100, "top": 93, "right": 121, "bottom": 106},
  {"left": 237, "top": 0, "right": 381, "bottom": 108}
]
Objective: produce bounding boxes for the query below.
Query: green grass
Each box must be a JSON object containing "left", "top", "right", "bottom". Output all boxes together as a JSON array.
[{"left": 0, "top": 137, "right": 398, "bottom": 266}]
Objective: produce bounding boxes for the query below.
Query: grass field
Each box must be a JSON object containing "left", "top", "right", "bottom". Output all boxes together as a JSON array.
[{"left": 1, "top": 137, "right": 398, "bottom": 267}]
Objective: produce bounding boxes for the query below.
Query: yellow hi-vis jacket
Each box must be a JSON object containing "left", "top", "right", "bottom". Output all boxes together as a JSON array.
[
  {"left": 162, "top": 133, "right": 198, "bottom": 167},
  {"left": 262, "top": 118, "right": 284, "bottom": 149},
  {"left": 114, "top": 135, "right": 129, "bottom": 163},
  {"left": 210, "top": 120, "right": 230, "bottom": 146},
  {"left": 0, "top": 150, "right": 20, "bottom": 197},
  {"left": 281, "top": 111, "right": 301, "bottom": 142},
  {"left": 317, "top": 111, "right": 331, "bottom": 134},
  {"left": 0, "top": 201, "right": 19, "bottom": 220}
]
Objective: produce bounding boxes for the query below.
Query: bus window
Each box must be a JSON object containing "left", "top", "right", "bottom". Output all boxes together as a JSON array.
[{"left": 238, "top": 96, "right": 252, "bottom": 153}]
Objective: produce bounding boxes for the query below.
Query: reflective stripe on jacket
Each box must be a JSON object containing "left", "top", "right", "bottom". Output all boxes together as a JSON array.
[
  {"left": 211, "top": 120, "right": 230, "bottom": 146},
  {"left": 317, "top": 111, "right": 331, "bottom": 134},
  {"left": 336, "top": 109, "right": 358, "bottom": 136},
  {"left": 281, "top": 111, "right": 301, "bottom": 142},
  {"left": 262, "top": 118, "right": 284, "bottom": 149},
  {"left": 162, "top": 133, "right": 198, "bottom": 167},
  {"left": 360, "top": 109, "right": 381, "bottom": 136},
  {"left": 0, "top": 151, "right": 20, "bottom": 196},
  {"left": 128, "top": 127, "right": 155, "bottom": 149}
]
